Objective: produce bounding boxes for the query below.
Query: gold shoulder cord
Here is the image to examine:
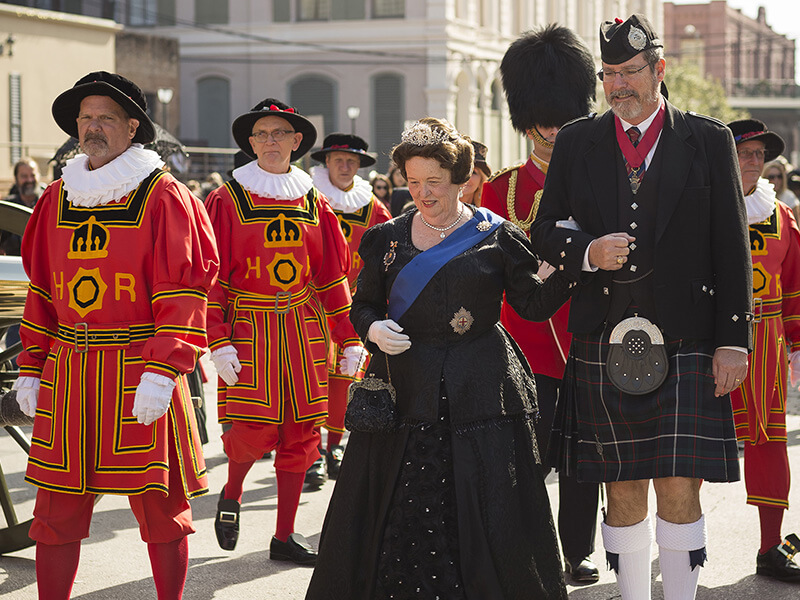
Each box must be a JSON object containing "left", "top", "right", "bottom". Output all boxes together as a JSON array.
[{"left": 505, "top": 170, "right": 542, "bottom": 232}]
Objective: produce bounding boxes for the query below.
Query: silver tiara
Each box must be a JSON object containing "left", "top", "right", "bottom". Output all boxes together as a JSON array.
[{"left": 401, "top": 121, "right": 451, "bottom": 146}]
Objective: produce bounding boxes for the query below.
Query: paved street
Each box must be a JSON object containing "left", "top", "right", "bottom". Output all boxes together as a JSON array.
[{"left": 0, "top": 361, "right": 799, "bottom": 599}]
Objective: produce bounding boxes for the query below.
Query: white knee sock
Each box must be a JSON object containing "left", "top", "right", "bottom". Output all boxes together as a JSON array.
[
  {"left": 656, "top": 514, "right": 706, "bottom": 600},
  {"left": 602, "top": 516, "right": 653, "bottom": 600}
]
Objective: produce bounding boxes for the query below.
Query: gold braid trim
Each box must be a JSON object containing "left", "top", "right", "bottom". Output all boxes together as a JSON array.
[{"left": 505, "top": 170, "right": 542, "bottom": 233}]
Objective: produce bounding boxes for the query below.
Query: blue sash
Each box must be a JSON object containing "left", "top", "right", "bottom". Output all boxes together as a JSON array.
[{"left": 388, "top": 207, "right": 505, "bottom": 321}]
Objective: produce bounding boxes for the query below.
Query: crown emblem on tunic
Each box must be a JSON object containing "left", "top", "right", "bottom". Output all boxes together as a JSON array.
[
  {"left": 401, "top": 122, "right": 451, "bottom": 147},
  {"left": 264, "top": 213, "right": 303, "bottom": 248},
  {"left": 68, "top": 216, "right": 109, "bottom": 259}
]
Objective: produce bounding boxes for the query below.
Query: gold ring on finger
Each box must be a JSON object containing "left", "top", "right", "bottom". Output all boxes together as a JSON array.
[{"left": 616, "top": 256, "right": 624, "bottom": 264}]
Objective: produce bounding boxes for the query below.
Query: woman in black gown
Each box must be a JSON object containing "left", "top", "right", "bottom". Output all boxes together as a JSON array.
[{"left": 306, "top": 118, "right": 573, "bottom": 600}]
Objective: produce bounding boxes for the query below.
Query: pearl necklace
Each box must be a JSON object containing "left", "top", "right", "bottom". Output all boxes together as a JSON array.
[{"left": 419, "top": 204, "right": 464, "bottom": 238}]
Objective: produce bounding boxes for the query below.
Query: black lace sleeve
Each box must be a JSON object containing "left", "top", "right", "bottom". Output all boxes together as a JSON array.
[
  {"left": 350, "top": 222, "right": 391, "bottom": 345},
  {"left": 500, "top": 221, "right": 576, "bottom": 322}
]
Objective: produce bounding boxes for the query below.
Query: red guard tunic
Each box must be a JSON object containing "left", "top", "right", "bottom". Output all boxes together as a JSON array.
[
  {"left": 481, "top": 158, "right": 571, "bottom": 379},
  {"left": 326, "top": 194, "right": 391, "bottom": 431},
  {"left": 17, "top": 170, "right": 218, "bottom": 497},
  {"left": 730, "top": 198, "right": 800, "bottom": 508},
  {"left": 205, "top": 179, "right": 360, "bottom": 426}
]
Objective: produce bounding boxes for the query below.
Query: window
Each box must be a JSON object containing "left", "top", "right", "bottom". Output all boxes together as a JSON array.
[
  {"left": 9, "top": 73, "right": 21, "bottom": 165},
  {"left": 298, "top": 0, "right": 330, "bottom": 21},
  {"left": 195, "top": 0, "right": 228, "bottom": 25},
  {"left": 373, "top": 0, "right": 404, "bottom": 18},
  {"left": 371, "top": 73, "right": 404, "bottom": 173},
  {"left": 197, "top": 77, "right": 230, "bottom": 147},
  {"left": 289, "top": 75, "right": 337, "bottom": 141}
]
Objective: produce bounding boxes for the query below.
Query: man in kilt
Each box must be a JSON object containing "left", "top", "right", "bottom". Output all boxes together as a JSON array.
[{"left": 531, "top": 14, "right": 752, "bottom": 600}]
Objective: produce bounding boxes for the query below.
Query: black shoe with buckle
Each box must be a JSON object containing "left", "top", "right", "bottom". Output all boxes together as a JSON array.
[
  {"left": 565, "top": 556, "right": 600, "bottom": 584},
  {"left": 326, "top": 445, "right": 344, "bottom": 480},
  {"left": 214, "top": 487, "right": 240, "bottom": 551},
  {"left": 304, "top": 456, "right": 326, "bottom": 489},
  {"left": 270, "top": 533, "right": 317, "bottom": 566},
  {"left": 757, "top": 534, "right": 800, "bottom": 583}
]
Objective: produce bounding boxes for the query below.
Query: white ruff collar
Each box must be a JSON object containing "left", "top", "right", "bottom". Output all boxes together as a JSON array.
[
  {"left": 233, "top": 161, "right": 313, "bottom": 200},
  {"left": 745, "top": 178, "right": 777, "bottom": 225},
  {"left": 310, "top": 166, "right": 373, "bottom": 213},
  {"left": 61, "top": 144, "right": 164, "bottom": 207}
]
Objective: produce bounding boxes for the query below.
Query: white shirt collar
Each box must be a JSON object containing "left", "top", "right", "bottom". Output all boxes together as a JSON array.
[
  {"left": 310, "top": 166, "right": 374, "bottom": 213},
  {"left": 61, "top": 144, "right": 164, "bottom": 207},
  {"left": 744, "top": 177, "right": 777, "bottom": 224},
  {"left": 232, "top": 161, "right": 313, "bottom": 200}
]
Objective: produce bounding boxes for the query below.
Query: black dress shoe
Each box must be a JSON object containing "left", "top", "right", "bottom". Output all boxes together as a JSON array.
[
  {"left": 270, "top": 533, "right": 317, "bottom": 566},
  {"left": 757, "top": 542, "right": 800, "bottom": 582},
  {"left": 565, "top": 557, "right": 600, "bottom": 583},
  {"left": 325, "top": 445, "right": 344, "bottom": 480},
  {"left": 304, "top": 456, "right": 326, "bottom": 488},
  {"left": 214, "top": 487, "right": 240, "bottom": 551}
]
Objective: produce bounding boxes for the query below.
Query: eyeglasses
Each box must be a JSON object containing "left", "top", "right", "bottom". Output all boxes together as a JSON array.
[
  {"left": 251, "top": 129, "right": 295, "bottom": 143},
  {"left": 737, "top": 149, "right": 766, "bottom": 161},
  {"left": 597, "top": 63, "right": 652, "bottom": 81}
]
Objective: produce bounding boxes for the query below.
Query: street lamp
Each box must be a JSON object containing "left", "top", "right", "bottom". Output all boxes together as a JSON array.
[
  {"left": 157, "top": 87, "right": 174, "bottom": 132},
  {"left": 346, "top": 106, "right": 360, "bottom": 135}
]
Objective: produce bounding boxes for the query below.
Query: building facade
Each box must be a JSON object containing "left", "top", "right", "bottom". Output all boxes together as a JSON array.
[
  {"left": 0, "top": 4, "right": 117, "bottom": 183},
  {"left": 664, "top": 1, "right": 799, "bottom": 163},
  {"left": 120, "top": 0, "right": 664, "bottom": 173},
  {"left": 2, "top": 0, "right": 666, "bottom": 175}
]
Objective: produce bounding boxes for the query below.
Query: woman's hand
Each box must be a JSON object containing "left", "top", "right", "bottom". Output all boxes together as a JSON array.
[{"left": 368, "top": 320, "right": 411, "bottom": 355}]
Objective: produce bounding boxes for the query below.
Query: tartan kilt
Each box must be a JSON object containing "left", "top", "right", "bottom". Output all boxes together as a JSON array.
[{"left": 547, "top": 326, "right": 741, "bottom": 484}]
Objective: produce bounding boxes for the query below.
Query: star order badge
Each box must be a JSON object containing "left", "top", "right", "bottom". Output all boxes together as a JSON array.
[
  {"left": 476, "top": 221, "right": 491, "bottom": 232},
  {"left": 450, "top": 307, "right": 474, "bottom": 335}
]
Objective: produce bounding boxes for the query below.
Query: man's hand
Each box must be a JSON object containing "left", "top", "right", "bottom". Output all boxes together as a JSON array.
[
  {"left": 12, "top": 376, "right": 40, "bottom": 418},
  {"left": 712, "top": 348, "right": 748, "bottom": 397},
  {"left": 132, "top": 372, "right": 176, "bottom": 425},
  {"left": 211, "top": 345, "right": 242, "bottom": 386},
  {"left": 588, "top": 233, "right": 636, "bottom": 271}
]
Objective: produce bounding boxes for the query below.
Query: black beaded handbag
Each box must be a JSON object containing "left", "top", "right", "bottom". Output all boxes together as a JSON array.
[{"left": 345, "top": 354, "right": 397, "bottom": 433}]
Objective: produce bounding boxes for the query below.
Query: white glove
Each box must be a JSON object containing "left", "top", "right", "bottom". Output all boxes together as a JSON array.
[
  {"left": 132, "top": 372, "right": 176, "bottom": 426},
  {"left": 211, "top": 345, "right": 241, "bottom": 386},
  {"left": 12, "top": 376, "right": 40, "bottom": 418},
  {"left": 368, "top": 320, "right": 411, "bottom": 355},
  {"left": 340, "top": 345, "right": 368, "bottom": 377},
  {"left": 790, "top": 351, "right": 800, "bottom": 389}
]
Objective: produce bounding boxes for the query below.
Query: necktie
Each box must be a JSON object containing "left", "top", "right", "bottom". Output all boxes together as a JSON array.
[
  {"left": 626, "top": 127, "right": 644, "bottom": 193},
  {"left": 627, "top": 127, "right": 641, "bottom": 147}
]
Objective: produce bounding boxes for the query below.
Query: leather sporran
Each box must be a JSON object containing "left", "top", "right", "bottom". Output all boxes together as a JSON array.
[
  {"left": 345, "top": 354, "right": 396, "bottom": 433},
  {"left": 606, "top": 316, "right": 668, "bottom": 395}
]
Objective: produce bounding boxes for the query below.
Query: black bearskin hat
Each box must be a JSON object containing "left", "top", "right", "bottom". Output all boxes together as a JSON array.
[{"left": 500, "top": 24, "right": 596, "bottom": 132}]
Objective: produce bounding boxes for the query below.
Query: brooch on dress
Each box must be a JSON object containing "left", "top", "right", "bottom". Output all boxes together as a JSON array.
[
  {"left": 450, "top": 307, "right": 474, "bottom": 335},
  {"left": 383, "top": 241, "right": 398, "bottom": 271},
  {"left": 476, "top": 221, "right": 491, "bottom": 232}
]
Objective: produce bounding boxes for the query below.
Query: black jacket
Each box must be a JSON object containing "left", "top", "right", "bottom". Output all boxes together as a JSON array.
[{"left": 531, "top": 101, "right": 753, "bottom": 349}]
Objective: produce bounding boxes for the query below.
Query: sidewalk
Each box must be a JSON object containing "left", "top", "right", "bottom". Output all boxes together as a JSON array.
[{"left": 0, "top": 371, "right": 798, "bottom": 599}]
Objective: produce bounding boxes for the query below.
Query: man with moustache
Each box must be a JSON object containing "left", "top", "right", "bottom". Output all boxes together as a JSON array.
[
  {"left": 12, "top": 71, "right": 218, "bottom": 599},
  {"left": 481, "top": 23, "right": 601, "bottom": 584},
  {"left": 532, "top": 15, "right": 752, "bottom": 600},
  {"left": 726, "top": 118, "right": 800, "bottom": 583}
]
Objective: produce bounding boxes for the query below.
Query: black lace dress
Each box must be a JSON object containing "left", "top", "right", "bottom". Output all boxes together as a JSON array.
[{"left": 306, "top": 210, "right": 571, "bottom": 600}]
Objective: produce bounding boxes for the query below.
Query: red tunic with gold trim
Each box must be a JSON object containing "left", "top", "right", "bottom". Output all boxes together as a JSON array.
[
  {"left": 205, "top": 179, "right": 360, "bottom": 425},
  {"left": 731, "top": 200, "right": 800, "bottom": 445},
  {"left": 17, "top": 169, "right": 218, "bottom": 497},
  {"left": 481, "top": 158, "right": 571, "bottom": 379}
]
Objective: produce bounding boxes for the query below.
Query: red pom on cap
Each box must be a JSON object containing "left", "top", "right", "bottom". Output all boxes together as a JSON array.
[{"left": 615, "top": 17, "right": 623, "bottom": 23}]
